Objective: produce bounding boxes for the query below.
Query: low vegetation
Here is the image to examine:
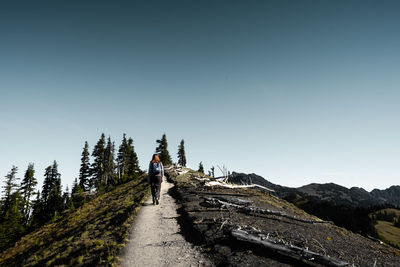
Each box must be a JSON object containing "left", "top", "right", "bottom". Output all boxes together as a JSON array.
[
  {"left": 371, "top": 208, "right": 400, "bottom": 249},
  {"left": 0, "top": 177, "right": 150, "bottom": 266}
]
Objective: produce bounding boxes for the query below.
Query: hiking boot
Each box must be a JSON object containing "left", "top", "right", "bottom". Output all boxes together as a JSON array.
[
  {"left": 156, "top": 199, "right": 159, "bottom": 205},
  {"left": 152, "top": 196, "right": 156, "bottom": 205}
]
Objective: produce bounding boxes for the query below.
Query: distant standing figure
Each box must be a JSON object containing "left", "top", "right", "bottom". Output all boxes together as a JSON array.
[{"left": 148, "top": 154, "right": 164, "bottom": 205}]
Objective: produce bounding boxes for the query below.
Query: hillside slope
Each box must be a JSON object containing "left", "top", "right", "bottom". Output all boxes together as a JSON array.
[
  {"left": 0, "top": 177, "right": 149, "bottom": 266},
  {"left": 167, "top": 167, "right": 400, "bottom": 266}
]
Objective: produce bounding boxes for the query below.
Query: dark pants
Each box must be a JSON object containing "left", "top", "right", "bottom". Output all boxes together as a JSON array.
[{"left": 150, "top": 175, "right": 162, "bottom": 201}]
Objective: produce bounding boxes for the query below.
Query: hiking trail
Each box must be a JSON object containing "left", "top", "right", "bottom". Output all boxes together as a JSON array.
[{"left": 120, "top": 177, "right": 211, "bottom": 267}]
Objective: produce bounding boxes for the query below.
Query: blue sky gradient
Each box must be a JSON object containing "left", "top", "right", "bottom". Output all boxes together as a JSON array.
[{"left": 1, "top": 0, "right": 399, "bottom": 191}]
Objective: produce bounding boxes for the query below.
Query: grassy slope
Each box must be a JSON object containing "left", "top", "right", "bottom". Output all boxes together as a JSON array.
[
  {"left": 371, "top": 208, "right": 400, "bottom": 247},
  {"left": 375, "top": 221, "right": 400, "bottom": 247},
  {"left": 0, "top": 177, "right": 150, "bottom": 267}
]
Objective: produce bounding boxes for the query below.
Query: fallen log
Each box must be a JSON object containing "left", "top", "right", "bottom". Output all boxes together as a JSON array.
[
  {"left": 231, "top": 228, "right": 350, "bottom": 267},
  {"left": 190, "top": 191, "right": 249, "bottom": 197},
  {"left": 204, "top": 197, "right": 330, "bottom": 224},
  {"left": 205, "top": 181, "right": 275, "bottom": 192}
]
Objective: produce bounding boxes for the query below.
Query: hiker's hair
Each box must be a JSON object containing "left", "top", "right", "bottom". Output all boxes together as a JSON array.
[{"left": 151, "top": 154, "right": 161, "bottom": 163}]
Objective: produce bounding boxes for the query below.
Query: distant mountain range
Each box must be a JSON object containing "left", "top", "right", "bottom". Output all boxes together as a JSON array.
[{"left": 228, "top": 172, "right": 400, "bottom": 208}]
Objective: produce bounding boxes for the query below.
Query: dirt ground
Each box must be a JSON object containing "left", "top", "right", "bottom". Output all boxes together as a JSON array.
[{"left": 120, "top": 177, "right": 212, "bottom": 267}]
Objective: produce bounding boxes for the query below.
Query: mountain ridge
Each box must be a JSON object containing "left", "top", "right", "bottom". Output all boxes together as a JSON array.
[{"left": 228, "top": 171, "right": 400, "bottom": 208}]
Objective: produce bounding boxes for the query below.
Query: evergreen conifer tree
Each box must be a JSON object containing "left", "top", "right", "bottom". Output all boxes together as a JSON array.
[
  {"left": 1, "top": 166, "right": 19, "bottom": 217},
  {"left": 70, "top": 178, "right": 85, "bottom": 209},
  {"left": 0, "top": 191, "right": 24, "bottom": 250},
  {"left": 91, "top": 133, "right": 106, "bottom": 190},
  {"left": 20, "top": 163, "right": 37, "bottom": 225},
  {"left": 27, "top": 191, "right": 42, "bottom": 230},
  {"left": 126, "top": 137, "right": 140, "bottom": 179},
  {"left": 198, "top": 162, "right": 204, "bottom": 174},
  {"left": 79, "top": 141, "right": 91, "bottom": 191},
  {"left": 104, "top": 136, "right": 115, "bottom": 186},
  {"left": 41, "top": 165, "right": 52, "bottom": 203},
  {"left": 62, "top": 185, "right": 70, "bottom": 211},
  {"left": 155, "top": 134, "right": 172, "bottom": 166},
  {"left": 0, "top": 167, "right": 25, "bottom": 250},
  {"left": 40, "top": 161, "right": 63, "bottom": 223},
  {"left": 117, "top": 134, "right": 129, "bottom": 181},
  {"left": 177, "top": 139, "right": 187, "bottom": 166}
]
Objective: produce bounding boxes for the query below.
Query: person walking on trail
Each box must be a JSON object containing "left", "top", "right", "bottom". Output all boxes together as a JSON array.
[{"left": 148, "top": 154, "right": 164, "bottom": 205}]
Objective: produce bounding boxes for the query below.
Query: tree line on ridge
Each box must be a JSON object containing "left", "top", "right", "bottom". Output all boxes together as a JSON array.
[{"left": 0, "top": 133, "right": 186, "bottom": 251}]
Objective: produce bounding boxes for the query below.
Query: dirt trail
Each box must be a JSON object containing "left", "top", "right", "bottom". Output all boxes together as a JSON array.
[{"left": 120, "top": 178, "right": 211, "bottom": 267}]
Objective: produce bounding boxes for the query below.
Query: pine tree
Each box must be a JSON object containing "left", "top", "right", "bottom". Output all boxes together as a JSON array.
[
  {"left": 91, "top": 133, "right": 106, "bottom": 190},
  {"left": 0, "top": 166, "right": 25, "bottom": 250},
  {"left": 117, "top": 133, "right": 129, "bottom": 181},
  {"left": 0, "top": 191, "right": 24, "bottom": 250},
  {"left": 104, "top": 136, "right": 115, "bottom": 186},
  {"left": 70, "top": 178, "right": 85, "bottom": 209},
  {"left": 155, "top": 134, "right": 172, "bottom": 166},
  {"left": 27, "top": 190, "right": 42, "bottom": 230},
  {"left": 198, "top": 162, "right": 204, "bottom": 174},
  {"left": 79, "top": 141, "right": 91, "bottom": 191},
  {"left": 40, "top": 161, "right": 63, "bottom": 223},
  {"left": 41, "top": 166, "right": 52, "bottom": 203},
  {"left": 1, "top": 166, "right": 19, "bottom": 217},
  {"left": 126, "top": 137, "right": 140, "bottom": 179},
  {"left": 177, "top": 139, "right": 187, "bottom": 167},
  {"left": 20, "top": 163, "right": 37, "bottom": 225},
  {"left": 62, "top": 185, "right": 70, "bottom": 211}
]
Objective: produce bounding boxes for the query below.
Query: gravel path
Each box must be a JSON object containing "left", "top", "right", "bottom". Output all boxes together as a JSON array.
[{"left": 120, "top": 178, "right": 211, "bottom": 267}]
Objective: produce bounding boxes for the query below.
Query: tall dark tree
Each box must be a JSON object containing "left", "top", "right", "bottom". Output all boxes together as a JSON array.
[
  {"left": 79, "top": 141, "right": 91, "bottom": 191},
  {"left": 40, "top": 161, "right": 63, "bottom": 222},
  {"left": 126, "top": 137, "right": 140, "bottom": 179},
  {"left": 156, "top": 134, "right": 172, "bottom": 166},
  {"left": 198, "top": 162, "right": 204, "bottom": 174},
  {"left": 0, "top": 191, "right": 24, "bottom": 250},
  {"left": 0, "top": 166, "right": 23, "bottom": 251},
  {"left": 177, "top": 139, "right": 187, "bottom": 167},
  {"left": 117, "top": 134, "right": 129, "bottom": 181},
  {"left": 62, "top": 185, "right": 70, "bottom": 211},
  {"left": 91, "top": 133, "right": 106, "bottom": 190},
  {"left": 28, "top": 190, "right": 42, "bottom": 230},
  {"left": 69, "top": 178, "right": 85, "bottom": 210},
  {"left": 104, "top": 136, "right": 115, "bottom": 186},
  {"left": 117, "top": 134, "right": 140, "bottom": 181},
  {"left": 1, "top": 166, "right": 19, "bottom": 217},
  {"left": 41, "top": 166, "right": 53, "bottom": 203},
  {"left": 20, "top": 163, "right": 37, "bottom": 225}
]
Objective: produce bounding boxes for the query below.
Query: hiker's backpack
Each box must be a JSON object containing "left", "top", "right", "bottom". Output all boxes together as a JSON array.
[{"left": 152, "top": 162, "right": 162, "bottom": 176}]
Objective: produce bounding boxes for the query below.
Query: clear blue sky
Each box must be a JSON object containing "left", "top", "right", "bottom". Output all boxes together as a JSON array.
[{"left": 1, "top": 0, "right": 399, "bottom": 192}]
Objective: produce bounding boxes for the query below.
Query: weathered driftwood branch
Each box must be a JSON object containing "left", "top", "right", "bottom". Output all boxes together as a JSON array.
[
  {"left": 205, "top": 181, "right": 275, "bottom": 192},
  {"left": 190, "top": 191, "right": 249, "bottom": 197},
  {"left": 232, "top": 228, "right": 350, "bottom": 267},
  {"left": 204, "top": 197, "right": 330, "bottom": 224}
]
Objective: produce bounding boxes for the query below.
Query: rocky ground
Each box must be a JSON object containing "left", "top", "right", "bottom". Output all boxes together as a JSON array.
[{"left": 165, "top": 166, "right": 400, "bottom": 267}]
